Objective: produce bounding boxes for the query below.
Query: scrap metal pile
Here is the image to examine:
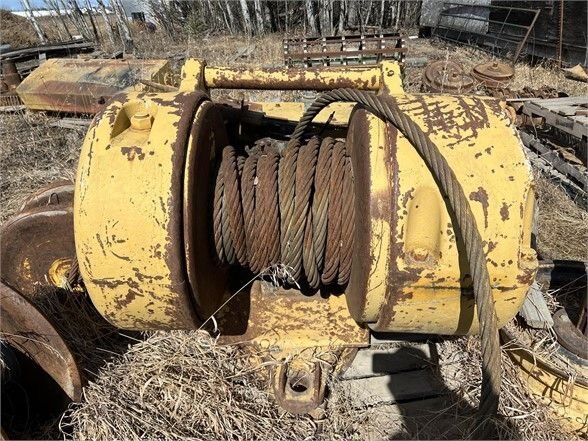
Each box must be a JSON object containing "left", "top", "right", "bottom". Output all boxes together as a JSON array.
[{"left": 0, "top": 33, "right": 586, "bottom": 439}]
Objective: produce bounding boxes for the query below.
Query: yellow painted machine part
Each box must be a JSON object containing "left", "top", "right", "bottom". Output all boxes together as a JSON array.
[
  {"left": 365, "top": 94, "right": 537, "bottom": 334},
  {"left": 74, "top": 61, "right": 536, "bottom": 339},
  {"left": 180, "top": 59, "right": 403, "bottom": 94},
  {"left": 503, "top": 332, "right": 588, "bottom": 433},
  {"left": 75, "top": 92, "right": 203, "bottom": 330}
]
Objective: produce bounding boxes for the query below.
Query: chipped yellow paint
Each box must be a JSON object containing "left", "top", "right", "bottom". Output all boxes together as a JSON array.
[
  {"left": 179, "top": 59, "right": 207, "bottom": 92},
  {"left": 74, "top": 92, "right": 202, "bottom": 330},
  {"left": 364, "top": 94, "right": 537, "bottom": 335},
  {"left": 180, "top": 59, "right": 403, "bottom": 95},
  {"left": 217, "top": 281, "right": 368, "bottom": 356},
  {"left": 75, "top": 59, "right": 534, "bottom": 342},
  {"left": 361, "top": 114, "right": 391, "bottom": 322}
]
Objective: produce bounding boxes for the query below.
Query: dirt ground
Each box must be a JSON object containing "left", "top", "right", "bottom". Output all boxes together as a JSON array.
[{"left": 1, "top": 30, "right": 587, "bottom": 440}]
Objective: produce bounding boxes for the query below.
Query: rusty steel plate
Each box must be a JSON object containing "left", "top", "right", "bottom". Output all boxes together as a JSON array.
[
  {"left": 19, "top": 180, "right": 74, "bottom": 213},
  {"left": 422, "top": 60, "right": 473, "bottom": 93},
  {"left": 184, "top": 102, "right": 229, "bottom": 320},
  {"left": 16, "top": 58, "right": 170, "bottom": 114},
  {"left": 0, "top": 282, "right": 82, "bottom": 401},
  {"left": 1, "top": 206, "right": 75, "bottom": 297},
  {"left": 471, "top": 62, "right": 515, "bottom": 89}
]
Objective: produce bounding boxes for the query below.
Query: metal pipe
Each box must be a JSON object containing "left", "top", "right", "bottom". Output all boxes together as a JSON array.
[{"left": 203, "top": 65, "right": 382, "bottom": 90}]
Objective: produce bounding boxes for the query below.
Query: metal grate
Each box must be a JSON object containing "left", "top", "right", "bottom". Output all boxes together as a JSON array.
[
  {"left": 283, "top": 33, "right": 406, "bottom": 68},
  {"left": 433, "top": 2, "right": 540, "bottom": 63}
]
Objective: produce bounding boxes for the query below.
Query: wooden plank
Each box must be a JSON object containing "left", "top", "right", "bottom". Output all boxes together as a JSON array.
[
  {"left": 520, "top": 131, "right": 588, "bottom": 191},
  {"left": 0, "top": 105, "right": 25, "bottom": 113},
  {"left": 523, "top": 101, "right": 588, "bottom": 139},
  {"left": 343, "top": 344, "right": 433, "bottom": 379},
  {"left": 535, "top": 97, "right": 588, "bottom": 107},
  {"left": 338, "top": 369, "right": 446, "bottom": 408},
  {"left": 556, "top": 105, "right": 584, "bottom": 116},
  {"left": 519, "top": 282, "right": 554, "bottom": 329}
]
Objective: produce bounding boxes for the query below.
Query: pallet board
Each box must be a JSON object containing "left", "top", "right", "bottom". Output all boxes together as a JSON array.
[
  {"left": 337, "top": 341, "right": 447, "bottom": 411},
  {"left": 342, "top": 344, "right": 434, "bottom": 379},
  {"left": 523, "top": 97, "right": 588, "bottom": 140}
]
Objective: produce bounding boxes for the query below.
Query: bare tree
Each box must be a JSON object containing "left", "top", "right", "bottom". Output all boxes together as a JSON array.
[
  {"left": 96, "top": 0, "right": 116, "bottom": 47},
  {"left": 304, "top": 0, "right": 318, "bottom": 35},
  {"left": 111, "top": 0, "right": 134, "bottom": 51},
  {"left": 253, "top": 0, "right": 264, "bottom": 34},
  {"left": 238, "top": 0, "right": 253, "bottom": 34},
  {"left": 20, "top": 0, "right": 47, "bottom": 43},
  {"left": 44, "top": 0, "right": 73, "bottom": 39}
]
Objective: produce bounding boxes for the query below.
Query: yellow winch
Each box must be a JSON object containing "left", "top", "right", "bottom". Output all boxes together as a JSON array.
[{"left": 72, "top": 59, "right": 536, "bottom": 417}]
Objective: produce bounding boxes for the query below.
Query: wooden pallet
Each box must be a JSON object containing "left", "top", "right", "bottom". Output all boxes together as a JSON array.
[
  {"left": 522, "top": 97, "right": 588, "bottom": 141},
  {"left": 327, "top": 334, "right": 464, "bottom": 440}
]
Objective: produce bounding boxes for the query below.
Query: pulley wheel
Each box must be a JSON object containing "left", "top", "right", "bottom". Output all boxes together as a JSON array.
[
  {"left": 0, "top": 282, "right": 82, "bottom": 437},
  {"left": 184, "top": 101, "right": 229, "bottom": 320},
  {"left": 1, "top": 205, "right": 75, "bottom": 297},
  {"left": 19, "top": 180, "right": 74, "bottom": 213},
  {"left": 422, "top": 60, "right": 474, "bottom": 93},
  {"left": 471, "top": 62, "right": 515, "bottom": 89}
]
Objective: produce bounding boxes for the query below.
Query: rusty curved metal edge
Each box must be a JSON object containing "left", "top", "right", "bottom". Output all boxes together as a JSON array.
[
  {"left": 0, "top": 205, "right": 75, "bottom": 298},
  {"left": 19, "top": 180, "right": 74, "bottom": 213},
  {"left": 0, "top": 282, "right": 82, "bottom": 402},
  {"left": 501, "top": 328, "right": 588, "bottom": 432},
  {"left": 553, "top": 309, "right": 588, "bottom": 360}
]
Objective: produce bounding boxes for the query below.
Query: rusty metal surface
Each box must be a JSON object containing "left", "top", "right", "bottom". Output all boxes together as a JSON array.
[
  {"left": 471, "top": 62, "right": 514, "bottom": 88},
  {"left": 283, "top": 33, "right": 406, "bottom": 67},
  {"left": 422, "top": 60, "right": 473, "bottom": 93},
  {"left": 1, "top": 59, "right": 21, "bottom": 89},
  {"left": 75, "top": 92, "right": 207, "bottom": 329},
  {"left": 553, "top": 309, "right": 588, "bottom": 360},
  {"left": 1, "top": 202, "right": 75, "bottom": 298},
  {"left": 272, "top": 361, "right": 326, "bottom": 414},
  {"left": 184, "top": 101, "right": 229, "bottom": 320},
  {"left": 216, "top": 281, "right": 368, "bottom": 352},
  {"left": 0, "top": 282, "right": 82, "bottom": 401},
  {"left": 502, "top": 328, "right": 588, "bottom": 431},
  {"left": 19, "top": 180, "right": 74, "bottom": 212},
  {"left": 16, "top": 58, "right": 170, "bottom": 114}
]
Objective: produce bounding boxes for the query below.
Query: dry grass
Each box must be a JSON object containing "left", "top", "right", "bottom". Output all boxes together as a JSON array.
[
  {"left": 438, "top": 335, "right": 582, "bottom": 441},
  {"left": 535, "top": 174, "right": 588, "bottom": 261},
  {"left": 63, "top": 331, "right": 323, "bottom": 440},
  {"left": 0, "top": 10, "right": 40, "bottom": 48},
  {"left": 0, "top": 111, "right": 85, "bottom": 222}
]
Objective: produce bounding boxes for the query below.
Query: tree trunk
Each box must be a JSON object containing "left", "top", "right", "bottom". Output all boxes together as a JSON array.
[
  {"left": 96, "top": 0, "right": 116, "bottom": 46},
  {"left": 224, "top": 0, "right": 236, "bottom": 33},
  {"left": 85, "top": 0, "right": 101, "bottom": 42},
  {"left": 46, "top": 0, "right": 73, "bottom": 39},
  {"left": 111, "top": 0, "right": 134, "bottom": 52},
  {"left": 238, "top": 0, "right": 253, "bottom": 34},
  {"left": 347, "top": 0, "right": 357, "bottom": 29},
  {"left": 364, "top": 0, "right": 373, "bottom": 28},
  {"left": 20, "top": 0, "right": 47, "bottom": 43},
  {"left": 338, "top": 0, "right": 345, "bottom": 34},
  {"left": 305, "top": 0, "right": 317, "bottom": 35},
  {"left": 253, "top": 0, "right": 264, "bottom": 34}
]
